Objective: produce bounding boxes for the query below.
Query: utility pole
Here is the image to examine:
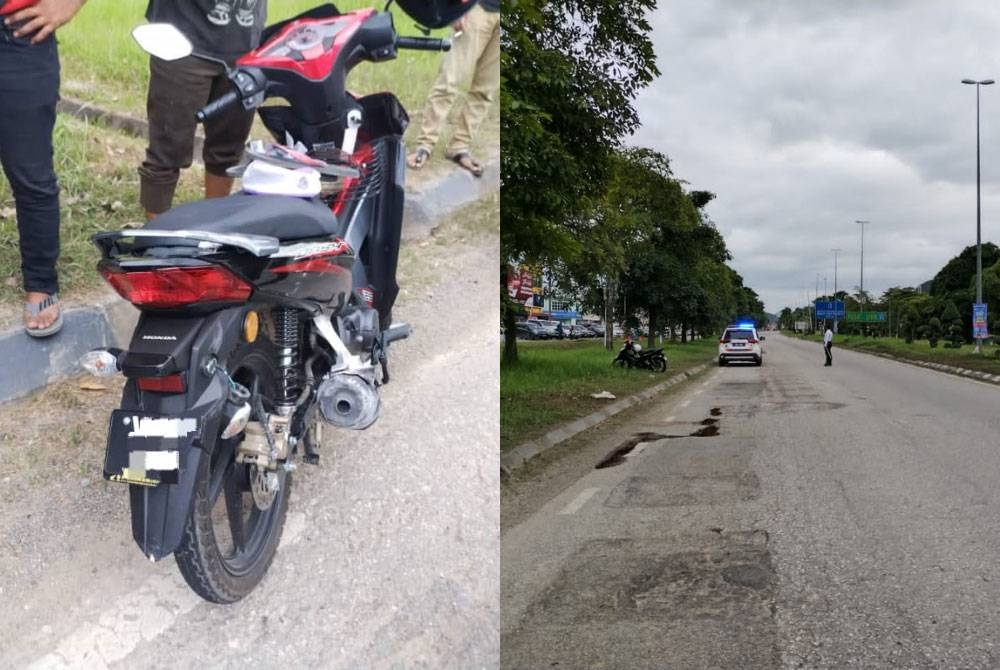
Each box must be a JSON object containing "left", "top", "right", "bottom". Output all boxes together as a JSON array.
[
  {"left": 832, "top": 248, "right": 841, "bottom": 333},
  {"left": 856, "top": 220, "right": 870, "bottom": 310},
  {"left": 962, "top": 78, "right": 994, "bottom": 353}
]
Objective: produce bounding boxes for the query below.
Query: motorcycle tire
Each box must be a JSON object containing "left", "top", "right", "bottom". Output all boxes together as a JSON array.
[
  {"left": 612, "top": 356, "right": 628, "bottom": 368},
  {"left": 651, "top": 356, "right": 667, "bottom": 373},
  {"left": 175, "top": 345, "right": 291, "bottom": 604}
]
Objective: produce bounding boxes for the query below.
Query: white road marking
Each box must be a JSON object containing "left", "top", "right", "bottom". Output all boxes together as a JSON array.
[
  {"left": 692, "top": 390, "right": 703, "bottom": 397},
  {"left": 558, "top": 487, "right": 600, "bottom": 515},
  {"left": 28, "top": 511, "right": 312, "bottom": 669},
  {"left": 702, "top": 381, "right": 711, "bottom": 389},
  {"left": 679, "top": 400, "right": 691, "bottom": 408}
]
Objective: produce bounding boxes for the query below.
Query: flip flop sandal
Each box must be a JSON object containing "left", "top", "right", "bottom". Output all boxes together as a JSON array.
[
  {"left": 24, "top": 293, "right": 63, "bottom": 338},
  {"left": 448, "top": 151, "right": 484, "bottom": 178},
  {"left": 406, "top": 147, "right": 430, "bottom": 170}
]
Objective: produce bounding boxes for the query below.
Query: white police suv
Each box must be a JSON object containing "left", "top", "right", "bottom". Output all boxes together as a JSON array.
[{"left": 718, "top": 323, "right": 764, "bottom": 366}]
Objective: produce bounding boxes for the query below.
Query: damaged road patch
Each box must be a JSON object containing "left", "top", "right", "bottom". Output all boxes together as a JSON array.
[
  {"left": 594, "top": 432, "right": 670, "bottom": 469},
  {"left": 504, "top": 532, "right": 778, "bottom": 669}
]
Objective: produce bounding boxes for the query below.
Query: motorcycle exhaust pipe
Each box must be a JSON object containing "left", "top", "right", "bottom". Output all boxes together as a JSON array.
[{"left": 317, "top": 372, "right": 380, "bottom": 430}]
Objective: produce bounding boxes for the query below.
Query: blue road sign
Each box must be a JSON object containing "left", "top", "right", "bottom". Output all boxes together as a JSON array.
[{"left": 815, "top": 300, "right": 845, "bottom": 319}]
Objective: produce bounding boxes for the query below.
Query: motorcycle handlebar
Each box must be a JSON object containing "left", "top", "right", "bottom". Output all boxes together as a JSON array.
[
  {"left": 196, "top": 90, "right": 241, "bottom": 122},
  {"left": 396, "top": 36, "right": 452, "bottom": 52}
]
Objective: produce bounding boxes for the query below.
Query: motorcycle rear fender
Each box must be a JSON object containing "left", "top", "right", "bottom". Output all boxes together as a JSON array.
[{"left": 117, "top": 307, "right": 248, "bottom": 560}]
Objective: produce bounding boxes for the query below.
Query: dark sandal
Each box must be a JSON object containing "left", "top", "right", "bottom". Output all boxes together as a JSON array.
[
  {"left": 448, "top": 151, "right": 483, "bottom": 178},
  {"left": 24, "top": 293, "right": 63, "bottom": 338},
  {"left": 406, "top": 147, "right": 430, "bottom": 170}
]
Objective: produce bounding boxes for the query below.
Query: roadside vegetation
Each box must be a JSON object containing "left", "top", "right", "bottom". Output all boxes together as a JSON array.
[
  {"left": 795, "top": 330, "right": 1000, "bottom": 376},
  {"left": 501, "top": 338, "right": 717, "bottom": 451},
  {"left": 501, "top": 2, "right": 765, "bottom": 367},
  {"left": 781, "top": 242, "right": 1000, "bottom": 371}
]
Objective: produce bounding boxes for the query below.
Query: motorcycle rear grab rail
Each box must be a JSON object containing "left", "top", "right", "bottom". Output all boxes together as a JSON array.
[{"left": 93, "top": 229, "right": 281, "bottom": 258}]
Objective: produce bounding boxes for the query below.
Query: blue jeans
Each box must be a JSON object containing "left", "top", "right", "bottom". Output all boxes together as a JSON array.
[{"left": 0, "top": 26, "right": 60, "bottom": 294}]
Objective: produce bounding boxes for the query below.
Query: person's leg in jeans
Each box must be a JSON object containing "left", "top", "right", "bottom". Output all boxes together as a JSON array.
[
  {"left": 0, "top": 31, "right": 61, "bottom": 333},
  {"left": 445, "top": 6, "right": 500, "bottom": 170},
  {"left": 138, "top": 56, "right": 218, "bottom": 218}
]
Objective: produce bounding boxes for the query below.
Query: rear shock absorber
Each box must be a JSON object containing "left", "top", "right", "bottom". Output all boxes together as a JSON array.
[{"left": 273, "top": 307, "right": 301, "bottom": 415}]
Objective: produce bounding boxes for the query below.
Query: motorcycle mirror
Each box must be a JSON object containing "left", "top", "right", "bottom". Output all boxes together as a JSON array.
[{"left": 132, "top": 23, "right": 193, "bottom": 61}]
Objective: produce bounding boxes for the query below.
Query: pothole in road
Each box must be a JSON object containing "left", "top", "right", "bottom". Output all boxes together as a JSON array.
[
  {"left": 595, "top": 432, "right": 671, "bottom": 469},
  {"left": 595, "top": 422, "right": 723, "bottom": 469}
]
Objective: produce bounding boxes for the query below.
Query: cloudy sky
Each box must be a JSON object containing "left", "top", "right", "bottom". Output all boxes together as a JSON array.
[{"left": 631, "top": 0, "right": 1000, "bottom": 314}]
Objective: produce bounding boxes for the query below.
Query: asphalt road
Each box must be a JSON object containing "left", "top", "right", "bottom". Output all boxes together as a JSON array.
[
  {"left": 502, "top": 331, "right": 1000, "bottom": 669},
  {"left": 0, "top": 198, "right": 499, "bottom": 669}
]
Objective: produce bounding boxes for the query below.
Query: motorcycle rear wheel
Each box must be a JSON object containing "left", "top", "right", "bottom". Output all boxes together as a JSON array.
[
  {"left": 175, "top": 346, "right": 291, "bottom": 603},
  {"left": 651, "top": 356, "right": 667, "bottom": 373}
]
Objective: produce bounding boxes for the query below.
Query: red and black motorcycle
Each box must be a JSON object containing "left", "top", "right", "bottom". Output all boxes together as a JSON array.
[{"left": 82, "top": 1, "right": 473, "bottom": 603}]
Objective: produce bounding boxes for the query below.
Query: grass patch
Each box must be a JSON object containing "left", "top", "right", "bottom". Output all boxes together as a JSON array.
[
  {"left": 796, "top": 332, "right": 1000, "bottom": 375},
  {"left": 500, "top": 338, "right": 718, "bottom": 451}
]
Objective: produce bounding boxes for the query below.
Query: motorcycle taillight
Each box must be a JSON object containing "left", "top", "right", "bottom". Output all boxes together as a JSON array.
[
  {"left": 137, "top": 373, "right": 186, "bottom": 393},
  {"left": 100, "top": 265, "right": 252, "bottom": 308}
]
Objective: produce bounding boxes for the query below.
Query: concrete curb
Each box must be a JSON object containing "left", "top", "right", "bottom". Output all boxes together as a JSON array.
[
  {"left": 500, "top": 362, "right": 713, "bottom": 476},
  {"left": 0, "top": 159, "right": 499, "bottom": 403},
  {"left": 858, "top": 350, "right": 1000, "bottom": 384}
]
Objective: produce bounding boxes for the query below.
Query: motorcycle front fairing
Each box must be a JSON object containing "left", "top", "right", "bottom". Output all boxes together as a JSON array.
[{"left": 104, "top": 307, "right": 248, "bottom": 560}]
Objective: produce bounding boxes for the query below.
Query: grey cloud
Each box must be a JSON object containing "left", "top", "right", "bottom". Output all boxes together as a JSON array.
[{"left": 633, "top": 0, "right": 1000, "bottom": 311}]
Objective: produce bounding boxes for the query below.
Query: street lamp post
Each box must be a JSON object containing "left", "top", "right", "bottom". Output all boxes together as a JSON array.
[
  {"left": 962, "top": 77, "right": 994, "bottom": 353},
  {"left": 832, "top": 248, "right": 841, "bottom": 333},
  {"left": 856, "top": 220, "right": 870, "bottom": 314}
]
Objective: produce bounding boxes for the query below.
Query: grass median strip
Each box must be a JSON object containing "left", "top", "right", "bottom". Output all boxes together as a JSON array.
[{"left": 500, "top": 338, "right": 717, "bottom": 452}]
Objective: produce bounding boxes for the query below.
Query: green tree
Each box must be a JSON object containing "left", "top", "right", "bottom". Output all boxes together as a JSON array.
[
  {"left": 500, "top": 0, "right": 658, "bottom": 363},
  {"left": 941, "top": 300, "right": 963, "bottom": 347}
]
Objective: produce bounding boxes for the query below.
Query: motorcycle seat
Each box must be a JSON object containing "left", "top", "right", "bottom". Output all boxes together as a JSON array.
[{"left": 143, "top": 193, "right": 341, "bottom": 242}]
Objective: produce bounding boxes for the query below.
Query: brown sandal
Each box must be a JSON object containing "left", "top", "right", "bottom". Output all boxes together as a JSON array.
[{"left": 448, "top": 151, "right": 483, "bottom": 178}]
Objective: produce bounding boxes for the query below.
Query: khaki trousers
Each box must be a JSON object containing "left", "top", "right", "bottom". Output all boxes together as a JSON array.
[{"left": 414, "top": 4, "right": 500, "bottom": 156}]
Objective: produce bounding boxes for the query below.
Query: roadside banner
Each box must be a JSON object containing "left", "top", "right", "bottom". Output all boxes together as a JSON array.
[{"left": 973, "top": 303, "right": 988, "bottom": 339}]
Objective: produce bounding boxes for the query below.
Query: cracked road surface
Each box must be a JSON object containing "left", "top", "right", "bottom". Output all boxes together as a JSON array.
[
  {"left": 0, "top": 196, "right": 499, "bottom": 669},
  {"left": 502, "top": 331, "right": 1000, "bottom": 669}
]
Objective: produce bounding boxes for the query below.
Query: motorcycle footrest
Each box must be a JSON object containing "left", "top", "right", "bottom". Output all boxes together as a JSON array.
[{"left": 383, "top": 323, "right": 412, "bottom": 345}]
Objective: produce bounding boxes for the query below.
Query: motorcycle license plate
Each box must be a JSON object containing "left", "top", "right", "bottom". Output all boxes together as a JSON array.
[{"left": 103, "top": 410, "right": 200, "bottom": 487}]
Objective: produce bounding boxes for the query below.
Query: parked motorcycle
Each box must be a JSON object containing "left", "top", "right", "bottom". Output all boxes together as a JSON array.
[
  {"left": 80, "top": 1, "right": 474, "bottom": 603},
  {"left": 612, "top": 339, "right": 667, "bottom": 372}
]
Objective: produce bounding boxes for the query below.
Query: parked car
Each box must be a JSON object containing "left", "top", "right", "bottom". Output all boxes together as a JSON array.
[
  {"left": 516, "top": 321, "right": 547, "bottom": 340},
  {"left": 527, "top": 318, "right": 561, "bottom": 339},
  {"left": 580, "top": 322, "right": 604, "bottom": 337}
]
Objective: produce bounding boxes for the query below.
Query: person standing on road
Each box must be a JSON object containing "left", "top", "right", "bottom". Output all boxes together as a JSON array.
[
  {"left": 823, "top": 323, "right": 833, "bottom": 366},
  {"left": 1, "top": 0, "right": 89, "bottom": 337},
  {"left": 405, "top": 0, "right": 499, "bottom": 178},
  {"left": 139, "top": 0, "right": 266, "bottom": 220}
]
